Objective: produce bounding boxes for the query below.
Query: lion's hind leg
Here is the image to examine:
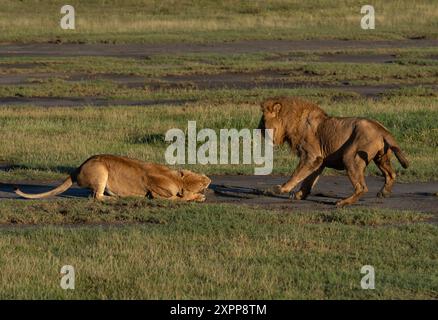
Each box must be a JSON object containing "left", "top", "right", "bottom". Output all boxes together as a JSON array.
[
  {"left": 337, "top": 152, "right": 369, "bottom": 207},
  {"left": 374, "top": 150, "right": 396, "bottom": 198},
  {"left": 89, "top": 169, "right": 114, "bottom": 201},
  {"left": 77, "top": 162, "right": 114, "bottom": 201}
]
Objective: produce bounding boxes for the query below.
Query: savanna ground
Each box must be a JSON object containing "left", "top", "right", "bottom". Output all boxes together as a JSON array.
[
  {"left": 1, "top": 0, "right": 438, "bottom": 43},
  {"left": 0, "top": 0, "right": 437, "bottom": 299}
]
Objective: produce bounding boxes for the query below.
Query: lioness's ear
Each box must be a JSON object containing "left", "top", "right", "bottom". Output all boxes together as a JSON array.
[{"left": 180, "top": 170, "right": 191, "bottom": 178}]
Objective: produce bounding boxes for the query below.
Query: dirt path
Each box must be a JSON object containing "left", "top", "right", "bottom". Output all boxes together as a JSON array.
[
  {"left": 0, "top": 97, "right": 194, "bottom": 107},
  {"left": 207, "top": 175, "right": 438, "bottom": 214},
  {"left": 1, "top": 175, "right": 437, "bottom": 214},
  {"left": 1, "top": 39, "right": 437, "bottom": 57}
]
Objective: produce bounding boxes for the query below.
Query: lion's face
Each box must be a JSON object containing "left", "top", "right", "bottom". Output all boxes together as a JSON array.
[
  {"left": 181, "top": 170, "right": 211, "bottom": 193},
  {"left": 259, "top": 99, "right": 285, "bottom": 145}
]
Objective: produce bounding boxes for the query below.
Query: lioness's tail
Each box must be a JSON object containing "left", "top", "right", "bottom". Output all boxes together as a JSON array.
[
  {"left": 383, "top": 132, "right": 409, "bottom": 169},
  {"left": 15, "top": 176, "right": 73, "bottom": 199}
]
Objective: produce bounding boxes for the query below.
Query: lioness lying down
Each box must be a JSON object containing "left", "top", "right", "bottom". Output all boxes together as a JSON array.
[
  {"left": 259, "top": 97, "right": 409, "bottom": 206},
  {"left": 15, "top": 155, "right": 211, "bottom": 202}
]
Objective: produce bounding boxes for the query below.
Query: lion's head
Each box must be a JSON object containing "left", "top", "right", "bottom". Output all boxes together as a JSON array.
[
  {"left": 181, "top": 170, "right": 211, "bottom": 193},
  {"left": 259, "top": 98, "right": 287, "bottom": 145},
  {"left": 259, "top": 97, "right": 327, "bottom": 147}
]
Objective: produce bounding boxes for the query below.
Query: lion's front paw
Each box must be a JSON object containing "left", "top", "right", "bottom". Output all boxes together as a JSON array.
[
  {"left": 291, "top": 190, "right": 306, "bottom": 200},
  {"left": 336, "top": 199, "right": 353, "bottom": 207},
  {"left": 273, "top": 184, "right": 291, "bottom": 194},
  {"left": 335, "top": 200, "right": 346, "bottom": 207},
  {"left": 194, "top": 194, "right": 206, "bottom": 202},
  {"left": 377, "top": 190, "right": 390, "bottom": 198}
]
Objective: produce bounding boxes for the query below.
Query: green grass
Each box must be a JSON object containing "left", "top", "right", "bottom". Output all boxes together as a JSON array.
[
  {"left": 0, "top": 200, "right": 436, "bottom": 299},
  {"left": 0, "top": 197, "right": 432, "bottom": 226},
  {"left": 1, "top": 0, "right": 437, "bottom": 43}
]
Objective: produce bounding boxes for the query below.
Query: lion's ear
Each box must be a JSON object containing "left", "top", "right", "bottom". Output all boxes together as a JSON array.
[
  {"left": 266, "top": 103, "right": 282, "bottom": 116},
  {"left": 271, "top": 103, "right": 281, "bottom": 115},
  {"left": 261, "top": 100, "right": 281, "bottom": 115}
]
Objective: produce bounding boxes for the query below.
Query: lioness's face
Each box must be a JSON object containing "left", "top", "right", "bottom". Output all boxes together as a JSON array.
[
  {"left": 181, "top": 171, "right": 211, "bottom": 193},
  {"left": 259, "top": 100, "right": 285, "bottom": 145}
]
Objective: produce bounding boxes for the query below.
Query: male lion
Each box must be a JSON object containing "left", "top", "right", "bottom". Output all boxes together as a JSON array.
[
  {"left": 259, "top": 97, "right": 409, "bottom": 206},
  {"left": 15, "top": 154, "right": 211, "bottom": 202}
]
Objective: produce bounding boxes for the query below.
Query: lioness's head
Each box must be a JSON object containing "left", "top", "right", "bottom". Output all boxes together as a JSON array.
[
  {"left": 181, "top": 170, "right": 211, "bottom": 193},
  {"left": 259, "top": 98, "right": 286, "bottom": 145}
]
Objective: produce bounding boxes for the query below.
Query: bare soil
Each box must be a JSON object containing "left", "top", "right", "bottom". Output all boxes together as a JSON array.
[
  {"left": 1, "top": 39, "right": 437, "bottom": 57},
  {"left": 0, "top": 96, "right": 194, "bottom": 107}
]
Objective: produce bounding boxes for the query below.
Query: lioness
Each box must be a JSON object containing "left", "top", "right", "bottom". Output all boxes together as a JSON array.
[
  {"left": 15, "top": 154, "right": 211, "bottom": 202},
  {"left": 259, "top": 97, "right": 409, "bottom": 206}
]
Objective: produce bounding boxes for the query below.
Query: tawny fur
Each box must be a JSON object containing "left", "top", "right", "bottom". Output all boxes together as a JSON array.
[
  {"left": 259, "top": 96, "right": 409, "bottom": 206},
  {"left": 15, "top": 155, "right": 211, "bottom": 202}
]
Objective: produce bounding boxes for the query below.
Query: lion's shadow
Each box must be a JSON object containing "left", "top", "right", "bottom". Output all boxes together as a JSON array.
[
  {"left": 209, "top": 183, "right": 341, "bottom": 205},
  {"left": 209, "top": 184, "right": 285, "bottom": 199}
]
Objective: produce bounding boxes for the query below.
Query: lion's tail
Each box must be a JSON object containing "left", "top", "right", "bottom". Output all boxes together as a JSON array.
[
  {"left": 383, "top": 132, "right": 409, "bottom": 169},
  {"left": 15, "top": 176, "right": 73, "bottom": 199},
  {"left": 370, "top": 120, "right": 409, "bottom": 169}
]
